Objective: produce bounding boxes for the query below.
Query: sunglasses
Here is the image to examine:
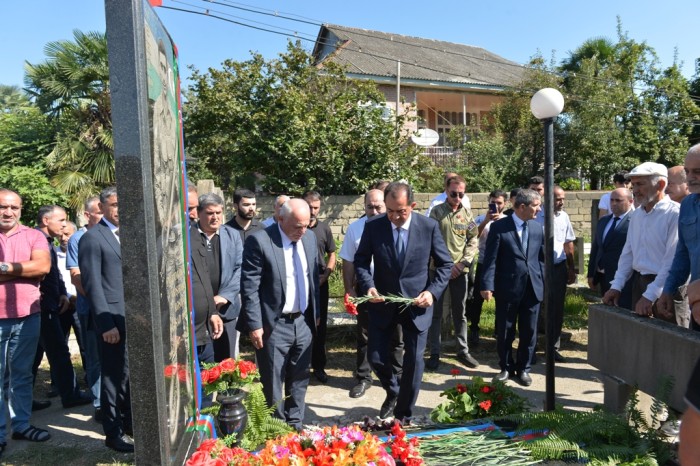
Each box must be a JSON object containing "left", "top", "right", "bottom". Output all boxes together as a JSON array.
[{"left": 449, "top": 191, "right": 465, "bottom": 199}]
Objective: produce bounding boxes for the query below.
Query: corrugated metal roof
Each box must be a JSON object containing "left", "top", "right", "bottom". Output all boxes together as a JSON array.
[{"left": 313, "top": 24, "right": 525, "bottom": 89}]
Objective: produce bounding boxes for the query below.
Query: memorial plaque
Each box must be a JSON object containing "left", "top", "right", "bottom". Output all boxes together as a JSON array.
[{"left": 105, "top": 0, "right": 199, "bottom": 463}]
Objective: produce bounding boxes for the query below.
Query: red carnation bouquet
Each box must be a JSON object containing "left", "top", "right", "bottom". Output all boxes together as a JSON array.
[{"left": 344, "top": 292, "right": 417, "bottom": 316}]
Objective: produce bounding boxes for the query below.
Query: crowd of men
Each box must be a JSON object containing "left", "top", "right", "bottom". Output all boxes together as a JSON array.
[{"left": 2, "top": 143, "right": 700, "bottom": 456}]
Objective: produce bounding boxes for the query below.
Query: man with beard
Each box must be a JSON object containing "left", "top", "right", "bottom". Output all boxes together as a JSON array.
[
  {"left": 603, "top": 163, "right": 680, "bottom": 322},
  {"left": 225, "top": 188, "right": 262, "bottom": 243},
  {"left": 302, "top": 191, "right": 336, "bottom": 384}
]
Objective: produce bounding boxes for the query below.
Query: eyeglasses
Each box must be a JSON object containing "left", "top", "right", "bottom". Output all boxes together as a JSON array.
[
  {"left": 366, "top": 204, "right": 383, "bottom": 211},
  {"left": 449, "top": 192, "right": 465, "bottom": 199}
]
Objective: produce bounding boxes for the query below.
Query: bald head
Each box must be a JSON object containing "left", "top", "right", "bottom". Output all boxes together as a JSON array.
[
  {"left": 279, "top": 198, "right": 310, "bottom": 242},
  {"left": 666, "top": 165, "right": 689, "bottom": 202},
  {"left": 609, "top": 188, "right": 633, "bottom": 217},
  {"left": 364, "top": 189, "right": 385, "bottom": 218},
  {"left": 686, "top": 144, "right": 700, "bottom": 195}
]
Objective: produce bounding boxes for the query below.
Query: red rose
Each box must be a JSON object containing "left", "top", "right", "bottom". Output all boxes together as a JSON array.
[
  {"left": 199, "top": 369, "right": 210, "bottom": 384},
  {"left": 219, "top": 358, "right": 236, "bottom": 373},
  {"left": 208, "top": 365, "right": 222, "bottom": 382},
  {"left": 481, "top": 386, "right": 492, "bottom": 394},
  {"left": 185, "top": 450, "right": 211, "bottom": 466},
  {"left": 456, "top": 383, "right": 466, "bottom": 394},
  {"left": 479, "top": 400, "right": 492, "bottom": 412},
  {"left": 198, "top": 438, "right": 219, "bottom": 453},
  {"left": 344, "top": 293, "right": 358, "bottom": 316},
  {"left": 450, "top": 368, "right": 460, "bottom": 377},
  {"left": 238, "top": 360, "right": 256, "bottom": 378},
  {"left": 164, "top": 364, "right": 178, "bottom": 378}
]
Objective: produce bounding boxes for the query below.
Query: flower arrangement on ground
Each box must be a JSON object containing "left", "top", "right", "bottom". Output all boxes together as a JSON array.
[
  {"left": 431, "top": 371, "right": 530, "bottom": 423},
  {"left": 185, "top": 424, "right": 424, "bottom": 466},
  {"left": 200, "top": 357, "right": 260, "bottom": 396}
]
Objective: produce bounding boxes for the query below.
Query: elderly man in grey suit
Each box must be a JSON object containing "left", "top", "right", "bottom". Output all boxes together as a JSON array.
[
  {"left": 78, "top": 187, "right": 133, "bottom": 453},
  {"left": 238, "top": 198, "right": 319, "bottom": 431}
]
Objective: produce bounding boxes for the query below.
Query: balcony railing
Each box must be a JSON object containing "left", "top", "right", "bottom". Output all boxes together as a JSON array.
[{"left": 421, "top": 146, "right": 467, "bottom": 167}]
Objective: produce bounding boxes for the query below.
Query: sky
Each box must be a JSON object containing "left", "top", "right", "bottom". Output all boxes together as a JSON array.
[{"left": 1, "top": 0, "right": 697, "bottom": 90}]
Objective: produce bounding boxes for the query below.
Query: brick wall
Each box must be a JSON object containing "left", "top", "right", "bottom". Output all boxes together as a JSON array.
[{"left": 241, "top": 191, "right": 607, "bottom": 241}]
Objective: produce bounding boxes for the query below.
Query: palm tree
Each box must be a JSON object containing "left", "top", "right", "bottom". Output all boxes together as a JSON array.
[
  {"left": 560, "top": 37, "right": 617, "bottom": 75},
  {"left": 24, "top": 30, "right": 112, "bottom": 208},
  {"left": 0, "top": 85, "right": 33, "bottom": 112}
]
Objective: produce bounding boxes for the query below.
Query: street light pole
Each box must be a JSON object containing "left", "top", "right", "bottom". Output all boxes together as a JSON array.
[{"left": 530, "top": 88, "right": 564, "bottom": 412}]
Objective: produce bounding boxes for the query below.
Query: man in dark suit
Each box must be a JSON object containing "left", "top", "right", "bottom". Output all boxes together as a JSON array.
[
  {"left": 481, "top": 189, "right": 545, "bottom": 387},
  {"left": 355, "top": 182, "right": 452, "bottom": 422},
  {"left": 238, "top": 198, "right": 319, "bottom": 431},
  {"left": 78, "top": 187, "right": 133, "bottom": 453},
  {"left": 189, "top": 193, "right": 242, "bottom": 405},
  {"left": 587, "top": 188, "right": 633, "bottom": 309}
]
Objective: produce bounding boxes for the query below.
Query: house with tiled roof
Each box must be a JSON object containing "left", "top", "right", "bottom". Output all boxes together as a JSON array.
[{"left": 312, "top": 24, "right": 525, "bottom": 158}]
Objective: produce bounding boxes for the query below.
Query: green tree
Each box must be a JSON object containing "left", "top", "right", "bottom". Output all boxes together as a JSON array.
[
  {"left": 184, "top": 41, "right": 422, "bottom": 195},
  {"left": 24, "top": 30, "right": 112, "bottom": 208},
  {"left": 0, "top": 166, "right": 67, "bottom": 225},
  {"left": 687, "top": 58, "right": 700, "bottom": 147},
  {"left": 0, "top": 85, "right": 33, "bottom": 113},
  {"left": 0, "top": 106, "right": 55, "bottom": 168}
]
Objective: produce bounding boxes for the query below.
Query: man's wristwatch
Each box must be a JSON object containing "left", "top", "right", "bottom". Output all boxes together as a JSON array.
[{"left": 0, "top": 262, "right": 9, "bottom": 275}]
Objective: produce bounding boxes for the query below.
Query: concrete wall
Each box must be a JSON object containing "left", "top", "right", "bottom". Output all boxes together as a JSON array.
[{"left": 239, "top": 191, "right": 607, "bottom": 241}]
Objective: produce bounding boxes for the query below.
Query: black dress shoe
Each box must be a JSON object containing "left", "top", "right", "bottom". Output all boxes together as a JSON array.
[
  {"left": 493, "top": 370, "right": 509, "bottom": 383},
  {"left": 554, "top": 351, "right": 568, "bottom": 363},
  {"left": 379, "top": 393, "right": 398, "bottom": 419},
  {"left": 32, "top": 400, "right": 51, "bottom": 411},
  {"left": 457, "top": 352, "right": 480, "bottom": 368},
  {"left": 314, "top": 369, "right": 329, "bottom": 384},
  {"left": 63, "top": 393, "right": 93, "bottom": 409},
  {"left": 349, "top": 380, "right": 371, "bottom": 398},
  {"left": 46, "top": 386, "right": 60, "bottom": 398},
  {"left": 425, "top": 354, "right": 440, "bottom": 371},
  {"left": 105, "top": 434, "right": 134, "bottom": 453},
  {"left": 517, "top": 372, "right": 533, "bottom": 387}
]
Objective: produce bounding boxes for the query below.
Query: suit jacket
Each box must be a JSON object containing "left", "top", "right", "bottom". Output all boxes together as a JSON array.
[
  {"left": 354, "top": 213, "right": 453, "bottom": 332},
  {"left": 189, "top": 224, "right": 243, "bottom": 324},
  {"left": 481, "top": 215, "right": 545, "bottom": 303},
  {"left": 78, "top": 219, "right": 125, "bottom": 334},
  {"left": 38, "top": 230, "right": 67, "bottom": 313},
  {"left": 587, "top": 213, "right": 630, "bottom": 286},
  {"left": 237, "top": 224, "right": 320, "bottom": 335}
]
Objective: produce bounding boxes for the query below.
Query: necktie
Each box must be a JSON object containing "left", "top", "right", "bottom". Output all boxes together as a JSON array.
[
  {"left": 396, "top": 227, "right": 406, "bottom": 265},
  {"left": 292, "top": 242, "right": 307, "bottom": 313},
  {"left": 521, "top": 221, "right": 528, "bottom": 253},
  {"left": 604, "top": 217, "right": 620, "bottom": 245}
]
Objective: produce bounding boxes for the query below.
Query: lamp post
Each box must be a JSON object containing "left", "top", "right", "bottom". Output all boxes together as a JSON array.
[{"left": 530, "top": 88, "right": 564, "bottom": 412}]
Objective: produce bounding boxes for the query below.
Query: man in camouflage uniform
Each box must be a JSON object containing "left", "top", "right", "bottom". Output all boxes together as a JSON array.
[{"left": 426, "top": 175, "right": 480, "bottom": 370}]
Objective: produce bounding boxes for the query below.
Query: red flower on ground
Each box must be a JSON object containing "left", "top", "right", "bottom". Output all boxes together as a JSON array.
[
  {"left": 456, "top": 383, "right": 466, "bottom": 394},
  {"left": 219, "top": 358, "right": 237, "bottom": 373},
  {"left": 450, "top": 368, "right": 460, "bottom": 377},
  {"left": 481, "top": 385, "right": 492, "bottom": 394},
  {"left": 479, "top": 400, "right": 492, "bottom": 412},
  {"left": 344, "top": 293, "right": 358, "bottom": 316}
]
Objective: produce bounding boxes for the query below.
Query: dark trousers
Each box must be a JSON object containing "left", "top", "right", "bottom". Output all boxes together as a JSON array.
[
  {"left": 466, "top": 264, "right": 485, "bottom": 332},
  {"left": 312, "top": 281, "right": 329, "bottom": 372},
  {"left": 32, "top": 309, "right": 82, "bottom": 405},
  {"left": 256, "top": 315, "right": 312, "bottom": 431},
  {"left": 595, "top": 271, "right": 633, "bottom": 310},
  {"left": 495, "top": 280, "right": 540, "bottom": 375},
  {"left": 355, "top": 302, "right": 403, "bottom": 383},
  {"left": 59, "top": 308, "right": 87, "bottom": 372},
  {"left": 538, "top": 261, "right": 567, "bottom": 350},
  {"left": 213, "top": 318, "right": 239, "bottom": 361},
  {"left": 429, "top": 273, "right": 470, "bottom": 356},
  {"left": 99, "top": 331, "right": 131, "bottom": 439},
  {"left": 368, "top": 309, "right": 420, "bottom": 420}
]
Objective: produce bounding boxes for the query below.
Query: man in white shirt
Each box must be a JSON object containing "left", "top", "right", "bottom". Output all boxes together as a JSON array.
[
  {"left": 603, "top": 162, "right": 680, "bottom": 321},
  {"left": 425, "top": 171, "right": 471, "bottom": 216}
]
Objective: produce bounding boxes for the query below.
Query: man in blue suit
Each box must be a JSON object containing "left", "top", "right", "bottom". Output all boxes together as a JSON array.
[
  {"left": 587, "top": 188, "right": 633, "bottom": 309},
  {"left": 355, "top": 182, "right": 452, "bottom": 422},
  {"left": 78, "top": 187, "right": 133, "bottom": 452},
  {"left": 481, "top": 189, "right": 545, "bottom": 387},
  {"left": 238, "top": 198, "right": 319, "bottom": 431}
]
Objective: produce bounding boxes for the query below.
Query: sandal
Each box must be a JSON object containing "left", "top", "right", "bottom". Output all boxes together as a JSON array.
[{"left": 12, "top": 425, "right": 51, "bottom": 442}]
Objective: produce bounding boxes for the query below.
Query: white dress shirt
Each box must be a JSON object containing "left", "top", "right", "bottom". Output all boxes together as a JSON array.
[
  {"left": 278, "top": 225, "right": 309, "bottom": 314},
  {"left": 609, "top": 195, "right": 679, "bottom": 301},
  {"left": 553, "top": 210, "right": 576, "bottom": 264}
]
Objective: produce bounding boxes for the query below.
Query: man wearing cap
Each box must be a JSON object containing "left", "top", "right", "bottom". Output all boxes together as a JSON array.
[{"left": 603, "top": 162, "right": 680, "bottom": 321}]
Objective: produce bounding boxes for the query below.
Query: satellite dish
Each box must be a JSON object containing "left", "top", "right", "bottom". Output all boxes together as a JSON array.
[{"left": 411, "top": 128, "right": 440, "bottom": 147}]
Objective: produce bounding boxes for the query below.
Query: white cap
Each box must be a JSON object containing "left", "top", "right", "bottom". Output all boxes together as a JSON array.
[{"left": 626, "top": 162, "right": 668, "bottom": 178}]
